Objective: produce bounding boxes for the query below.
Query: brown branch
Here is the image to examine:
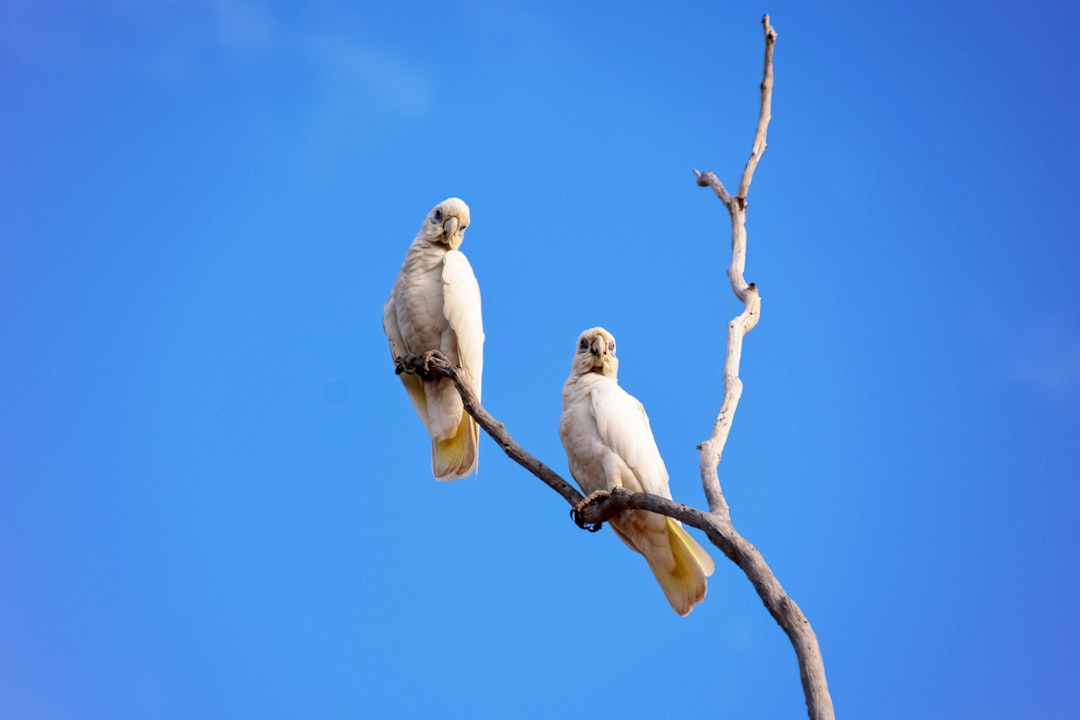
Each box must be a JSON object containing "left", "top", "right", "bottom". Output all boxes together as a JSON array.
[
  {"left": 396, "top": 352, "right": 583, "bottom": 507},
  {"left": 694, "top": 15, "right": 835, "bottom": 720},
  {"left": 574, "top": 491, "right": 835, "bottom": 719}
]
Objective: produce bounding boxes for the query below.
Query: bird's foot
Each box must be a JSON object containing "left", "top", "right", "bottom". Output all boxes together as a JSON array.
[
  {"left": 571, "top": 490, "right": 610, "bottom": 532},
  {"left": 420, "top": 350, "right": 440, "bottom": 375},
  {"left": 394, "top": 354, "right": 419, "bottom": 375},
  {"left": 394, "top": 351, "right": 452, "bottom": 380},
  {"left": 395, "top": 352, "right": 439, "bottom": 376}
]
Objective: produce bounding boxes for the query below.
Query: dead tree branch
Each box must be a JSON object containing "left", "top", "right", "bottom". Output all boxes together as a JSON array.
[
  {"left": 395, "top": 352, "right": 582, "bottom": 506},
  {"left": 395, "top": 14, "right": 832, "bottom": 720},
  {"left": 694, "top": 15, "right": 834, "bottom": 720}
]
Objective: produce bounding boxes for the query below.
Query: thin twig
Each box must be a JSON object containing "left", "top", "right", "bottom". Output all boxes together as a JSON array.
[{"left": 738, "top": 15, "right": 776, "bottom": 202}]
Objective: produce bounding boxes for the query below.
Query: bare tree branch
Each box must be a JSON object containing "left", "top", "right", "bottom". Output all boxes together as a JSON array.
[
  {"left": 396, "top": 352, "right": 583, "bottom": 507},
  {"left": 394, "top": 14, "right": 834, "bottom": 720},
  {"left": 693, "top": 15, "right": 835, "bottom": 720}
]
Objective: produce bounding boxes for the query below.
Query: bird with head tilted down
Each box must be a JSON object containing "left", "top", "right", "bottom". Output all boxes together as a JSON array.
[
  {"left": 383, "top": 198, "right": 484, "bottom": 480},
  {"left": 559, "top": 327, "right": 715, "bottom": 615}
]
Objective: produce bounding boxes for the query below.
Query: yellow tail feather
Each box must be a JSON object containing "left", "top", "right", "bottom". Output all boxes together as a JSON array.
[
  {"left": 431, "top": 412, "right": 479, "bottom": 481},
  {"left": 649, "top": 518, "right": 714, "bottom": 616}
]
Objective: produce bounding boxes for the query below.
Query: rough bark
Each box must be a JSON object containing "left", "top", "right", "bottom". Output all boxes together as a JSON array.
[{"left": 395, "top": 15, "right": 834, "bottom": 720}]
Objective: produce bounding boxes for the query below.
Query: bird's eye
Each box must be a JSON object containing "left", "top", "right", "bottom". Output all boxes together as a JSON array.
[
  {"left": 578, "top": 338, "right": 588, "bottom": 352},
  {"left": 609, "top": 342, "right": 616, "bottom": 354},
  {"left": 433, "top": 209, "right": 443, "bottom": 223}
]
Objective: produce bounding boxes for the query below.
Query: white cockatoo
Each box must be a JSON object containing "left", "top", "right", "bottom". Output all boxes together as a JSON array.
[
  {"left": 383, "top": 197, "right": 484, "bottom": 480},
  {"left": 559, "top": 327, "right": 714, "bottom": 615}
]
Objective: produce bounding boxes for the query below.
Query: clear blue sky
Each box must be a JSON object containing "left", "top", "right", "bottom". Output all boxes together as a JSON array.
[{"left": 3, "top": 1, "right": 1079, "bottom": 718}]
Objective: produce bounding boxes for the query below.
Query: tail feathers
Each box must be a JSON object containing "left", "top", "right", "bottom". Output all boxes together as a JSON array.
[
  {"left": 645, "top": 518, "right": 714, "bottom": 616},
  {"left": 431, "top": 412, "right": 479, "bottom": 481}
]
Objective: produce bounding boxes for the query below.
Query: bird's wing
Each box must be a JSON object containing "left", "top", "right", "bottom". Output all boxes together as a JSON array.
[
  {"left": 441, "top": 250, "right": 484, "bottom": 399},
  {"left": 590, "top": 381, "right": 671, "bottom": 496},
  {"left": 383, "top": 289, "right": 430, "bottom": 428},
  {"left": 382, "top": 291, "right": 405, "bottom": 359}
]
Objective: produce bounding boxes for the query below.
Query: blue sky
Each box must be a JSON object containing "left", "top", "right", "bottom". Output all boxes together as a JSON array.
[{"left": 2, "top": 1, "right": 1079, "bottom": 717}]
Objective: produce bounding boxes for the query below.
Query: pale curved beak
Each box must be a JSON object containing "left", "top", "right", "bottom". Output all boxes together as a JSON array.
[{"left": 443, "top": 215, "right": 460, "bottom": 240}]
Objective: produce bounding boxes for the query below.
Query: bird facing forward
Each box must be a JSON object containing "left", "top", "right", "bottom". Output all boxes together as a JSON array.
[{"left": 559, "top": 327, "right": 714, "bottom": 615}]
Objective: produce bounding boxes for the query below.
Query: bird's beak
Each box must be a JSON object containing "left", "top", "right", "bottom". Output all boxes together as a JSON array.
[
  {"left": 590, "top": 335, "right": 605, "bottom": 359},
  {"left": 442, "top": 215, "right": 460, "bottom": 243}
]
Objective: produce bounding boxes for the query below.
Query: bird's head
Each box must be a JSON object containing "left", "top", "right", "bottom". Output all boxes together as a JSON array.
[
  {"left": 421, "top": 197, "right": 471, "bottom": 250},
  {"left": 572, "top": 326, "right": 618, "bottom": 379}
]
